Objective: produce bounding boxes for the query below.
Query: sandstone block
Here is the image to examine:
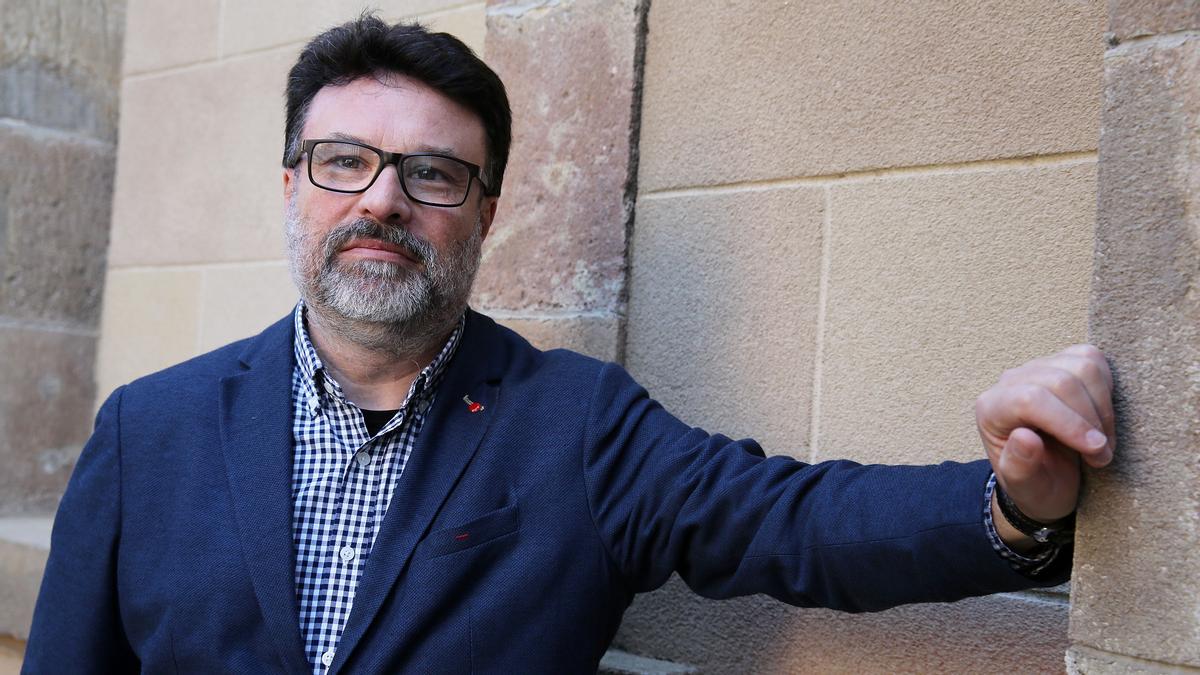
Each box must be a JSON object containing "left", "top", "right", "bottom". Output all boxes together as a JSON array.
[
  {"left": 0, "top": 517, "right": 52, "bottom": 641},
  {"left": 1071, "top": 34, "right": 1200, "bottom": 668},
  {"left": 123, "top": 0, "right": 220, "bottom": 75},
  {"left": 819, "top": 164, "right": 1095, "bottom": 465},
  {"left": 95, "top": 267, "right": 202, "bottom": 398},
  {"left": 616, "top": 575, "right": 1068, "bottom": 674},
  {"left": 1109, "top": 0, "right": 1200, "bottom": 41},
  {"left": 0, "top": 0, "right": 124, "bottom": 140},
  {"left": 477, "top": 0, "right": 642, "bottom": 317},
  {"left": 625, "top": 187, "right": 823, "bottom": 456},
  {"left": 197, "top": 261, "right": 297, "bottom": 352},
  {"left": 109, "top": 50, "right": 294, "bottom": 267},
  {"left": 1068, "top": 645, "right": 1200, "bottom": 674},
  {"left": 492, "top": 313, "right": 620, "bottom": 362},
  {"left": 639, "top": 0, "right": 1104, "bottom": 191},
  {"left": 0, "top": 123, "right": 114, "bottom": 328},
  {"left": 0, "top": 328, "right": 96, "bottom": 514},
  {"left": 221, "top": 0, "right": 479, "bottom": 56}
]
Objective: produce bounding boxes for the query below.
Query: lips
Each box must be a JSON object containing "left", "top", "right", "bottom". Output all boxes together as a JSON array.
[{"left": 340, "top": 237, "right": 423, "bottom": 266}]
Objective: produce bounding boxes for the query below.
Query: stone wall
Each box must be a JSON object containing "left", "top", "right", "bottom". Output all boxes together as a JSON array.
[
  {"left": 0, "top": 0, "right": 125, "bottom": 514},
  {"left": 96, "top": 0, "right": 487, "bottom": 397},
  {"left": 616, "top": 1, "right": 1104, "bottom": 671}
]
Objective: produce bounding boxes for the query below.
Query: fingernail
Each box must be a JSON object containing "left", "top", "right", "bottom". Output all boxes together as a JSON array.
[{"left": 1086, "top": 429, "right": 1108, "bottom": 450}]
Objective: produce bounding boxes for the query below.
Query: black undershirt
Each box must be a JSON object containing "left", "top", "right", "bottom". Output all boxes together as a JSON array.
[{"left": 361, "top": 408, "right": 400, "bottom": 436}]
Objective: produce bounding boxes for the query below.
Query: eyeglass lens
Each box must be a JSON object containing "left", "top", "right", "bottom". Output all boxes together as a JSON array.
[{"left": 308, "top": 141, "right": 473, "bottom": 205}]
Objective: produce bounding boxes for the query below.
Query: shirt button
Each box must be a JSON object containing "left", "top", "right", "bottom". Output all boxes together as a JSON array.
[
  {"left": 355, "top": 451, "right": 371, "bottom": 466},
  {"left": 321, "top": 648, "right": 335, "bottom": 666},
  {"left": 339, "top": 545, "right": 356, "bottom": 562}
]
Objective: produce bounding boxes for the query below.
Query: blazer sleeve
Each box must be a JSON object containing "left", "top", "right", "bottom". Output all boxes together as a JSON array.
[
  {"left": 581, "top": 362, "right": 1068, "bottom": 613},
  {"left": 23, "top": 387, "right": 138, "bottom": 673}
]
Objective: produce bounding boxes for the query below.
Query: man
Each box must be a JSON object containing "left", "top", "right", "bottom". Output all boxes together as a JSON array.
[{"left": 25, "top": 15, "right": 1114, "bottom": 674}]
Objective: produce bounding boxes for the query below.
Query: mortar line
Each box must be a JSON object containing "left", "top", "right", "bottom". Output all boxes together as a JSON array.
[
  {"left": 641, "top": 151, "right": 1098, "bottom": 200},
  {"left": 125, "top": 40, "right": 304, "bottom": 82},
  {"left": 807, "top": 186, "right": 833, "bottom": 463},
  {"left": 0, "top": 118, "right": 113, "bottom": 150},
  {"left": 1108, "top": 29, "right": 1200, "bottom": 55},
  {"left": 0, "top": 317, "right": 98, "bottom": 337},
  {"left": 1070, "top": 644, "right": 1200, "bottom": 672},
  {"left": 482, "top": 309, "right": 620, "bottom": 321},
  {"left": 110, "top": 259, "right": 289, "bottom": 274}
]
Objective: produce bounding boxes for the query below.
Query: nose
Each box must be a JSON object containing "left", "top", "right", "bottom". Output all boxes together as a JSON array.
[{"left": 357, "top": 163, "right": 414, "bottom": 224}]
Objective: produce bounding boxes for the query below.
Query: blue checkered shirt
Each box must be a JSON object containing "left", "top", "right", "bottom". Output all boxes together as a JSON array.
[{"left": 290, "top": 303, "right": 462, "bottom": 674}]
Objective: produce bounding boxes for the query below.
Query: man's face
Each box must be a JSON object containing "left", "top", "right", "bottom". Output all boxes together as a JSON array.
[{"left": 283, "top": 74, "right": 497, "bottom": 328}]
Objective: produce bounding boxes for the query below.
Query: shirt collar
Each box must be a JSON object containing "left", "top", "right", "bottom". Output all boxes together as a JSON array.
[{"left": 292, "top": 301, "right": 464, "bottom": 414}]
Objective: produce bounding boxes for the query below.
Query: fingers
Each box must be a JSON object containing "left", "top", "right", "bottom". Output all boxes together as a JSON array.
[
  {"left": 977, "top": 379, "right": 1112, "bottom": 468},
  {"left": 996, "top": 428, "right": 1082, "bottom": 522}
]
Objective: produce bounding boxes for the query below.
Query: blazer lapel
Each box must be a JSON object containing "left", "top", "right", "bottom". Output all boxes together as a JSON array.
[
  {"left": 218, "top": 315, "right": 311, "bottom": 674},
  {"left": 330, "top": 311, "right": 502, "bottom": 672}
]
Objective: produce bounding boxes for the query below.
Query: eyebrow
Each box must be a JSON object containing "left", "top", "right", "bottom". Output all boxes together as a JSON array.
[{"left": 323, "top": 132, "right": 459, "bottom": 158}]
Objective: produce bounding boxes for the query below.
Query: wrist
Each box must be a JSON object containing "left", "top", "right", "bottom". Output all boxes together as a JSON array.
[{"left": 993, "top": 482, "right": 1076, "bottom": 547}]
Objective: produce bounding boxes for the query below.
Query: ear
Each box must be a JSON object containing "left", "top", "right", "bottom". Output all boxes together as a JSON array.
[
  {"left": 478, "top": 196, "right": 499, "bottom": 241},
  {"left": 283, "top": 167, "right": 297, "bottom": 200}
]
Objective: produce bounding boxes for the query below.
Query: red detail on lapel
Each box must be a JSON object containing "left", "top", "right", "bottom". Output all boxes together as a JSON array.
[
  {"left": 462, "top": 394, "right": 484, "bottom": 413},
  {"left": 454, "top": 532, "right": 470, "bottom": 542}
]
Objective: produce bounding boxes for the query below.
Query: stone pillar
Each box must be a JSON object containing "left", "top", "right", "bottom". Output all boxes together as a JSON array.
[
  {"left": 478, "top": 0, "right": 648, "bottom": 361},
  {"left": 0, "top": 0, "right": 125, "bottom": 514},
  {"left": 1067, "top": 3, "right": 1200, "bottom": 673}
]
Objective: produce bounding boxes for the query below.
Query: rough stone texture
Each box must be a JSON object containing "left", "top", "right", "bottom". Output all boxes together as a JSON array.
[
  {"left": 493, "top": 314, "right": 620, "bottom": 361},
  {"left": 108, "top": 50, "right": 294, "bottom": 267},
  {"left": 122, "top": 0, "right": 220, "bottom": 75},
  {"left": 476, "top": 0, "right": 643, "bottom": 318},
  {"left": 196, "top": 262, "right": 297, "bottom": 352},
  {"left": 96, "top": 267, "right": 202, "bottom": 398},
  {"left": 221, "top": 0, "right": 485, "bottom": 57},
  {"left": 615, "top": 575, "right": 1069, "bottom": 674},
  {"left": 819, "top": 164, "right": 1095, "bottom": 465},
  {"left": 0, "top": 0, "right": 125, "bottom": 141},
  {"left": 1069, "top": 33, "right": 1200, "bottom": 668},
  {"left": 625, "top": 187, "right": 822, "bottom": 456},
  {"left": 0, "top": 517, "right": 51, "bottom": 642},
  {"left": 0, "top": 122, "right": 115, "bottom": 328},
  {"left": 1068, "top": 646, "right": 1200, "bottom": 674},
  {"left": 599, "top": 648, "right": 696, "bottom": 674},
  {"left": 1109, "top": 0, "right": 1200, "bottom": 41},
  {"left": 0, "top": 328, "right": 96, "bottom": 514},
  {"left": 639, "top": 0, "right": 1104, "bottom": 191}
]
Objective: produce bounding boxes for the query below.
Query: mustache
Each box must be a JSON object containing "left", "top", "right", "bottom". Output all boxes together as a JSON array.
[{"left": 321, "top": 218, "right": 436, "bottom": 266}]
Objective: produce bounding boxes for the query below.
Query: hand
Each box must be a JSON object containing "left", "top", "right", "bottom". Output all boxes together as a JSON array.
[{"left": 975, "top": 344, "right": 1115, "bottom": 528}]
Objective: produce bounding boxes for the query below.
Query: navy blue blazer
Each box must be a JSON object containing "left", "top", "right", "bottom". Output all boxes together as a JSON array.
[{"left": 25, "top": 310, "right": 1066, "bottom": 673}]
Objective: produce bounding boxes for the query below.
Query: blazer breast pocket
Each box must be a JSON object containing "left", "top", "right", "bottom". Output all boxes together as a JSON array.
[{"left": 416, "top": 503, "right": 520, "bottom": 560}]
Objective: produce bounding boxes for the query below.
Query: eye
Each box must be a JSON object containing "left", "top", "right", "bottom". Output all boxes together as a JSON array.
[{"left": 331, "top": 155, "right": 364, "bottom": 170}]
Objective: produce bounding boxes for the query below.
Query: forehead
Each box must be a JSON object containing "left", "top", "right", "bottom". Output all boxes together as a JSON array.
[{"left": 302, "top": 74, "right": 488, "bottom": 164}]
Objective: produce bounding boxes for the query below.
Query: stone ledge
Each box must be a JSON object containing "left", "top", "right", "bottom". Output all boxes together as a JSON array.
[
  {"left": 599, "top": 649, "right": 696, "bottom": 675},
  {"left": 1068, "top": 645, "right": 1200, "bottom": 674},
  {"left": 0, "top": 517, "right": 52, "bottom": 641}
]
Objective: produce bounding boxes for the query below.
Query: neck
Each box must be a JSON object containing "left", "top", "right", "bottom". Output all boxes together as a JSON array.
[{"left": 304, "top": 305, "right": 457, "bottom": 410}]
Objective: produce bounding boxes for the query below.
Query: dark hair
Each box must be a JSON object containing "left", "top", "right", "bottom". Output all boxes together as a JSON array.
[{"left": 283, "top": 14, "right": 511, "bottom": 196}]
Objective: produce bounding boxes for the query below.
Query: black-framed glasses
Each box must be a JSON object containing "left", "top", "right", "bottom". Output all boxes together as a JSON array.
[{"left": 300, "top": 139, "right": 492, "bottom": 207}]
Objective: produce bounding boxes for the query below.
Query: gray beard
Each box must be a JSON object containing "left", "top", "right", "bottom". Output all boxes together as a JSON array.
[{"left": 285, "top": 200, "right": 483, "bottom": 355}]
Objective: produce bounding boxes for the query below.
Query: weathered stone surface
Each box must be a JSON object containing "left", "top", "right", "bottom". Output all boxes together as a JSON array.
[
  {"left": 197, "top": 261, "right": 297, "bottom": 352},
  {"left": 1109, "top": 0, "right": 1200, "bottom": 41},
  {"left": 0, "top": 122, "right": 115, "bottom": 328},
  {"left": 1070, "top": 34, "right": 1200, "bottom": 668},
  {"left": 108, "top": 50, "right": 294, "bottom": 267},
  {"left": 96, "top": 267, "right": 202, "bottom": 398},
  {"left": 476, "top": 0, "right": 643, "bottom": 316},
  {"left": 123, "top": 0, "right": 219, "bottom": 75},
  {"left": 0, "top": 0, "right": 125, "bottom": 141},
  {"left": 0, "top": 328, "right": 96, "bottom": 514},
  {"left": 616, "top": 575, "right": 1068, "bottom": 674},
  {"left": 639, "top": 0, "right": 1104, "bottom": 191},
  {"left": 599, "top": 648, "right": 695, "bottom": 675},
  {"left": 1068, "top": 645, "right": 1200, "bottom": 674},
  {"left": 492, "top": 313, "right": 620, "bottom": 361},
  {"left": 423, "top": 3, "right": 488, "bottom": 55},
  {"left": 221, "top": 0, "right": 481, "bottom": 56},
  {"left": 0, "top": 517, "right": 51, "bottom": 641},
  {"left": 819, "top": 164, "right": 1095, "bottom": 465},
  {"left": 625, "top": 187, "right": 822, "bottom": 457}
]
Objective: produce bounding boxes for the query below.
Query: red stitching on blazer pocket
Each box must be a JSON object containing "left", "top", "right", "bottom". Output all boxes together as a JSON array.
[{"left": 417, "top": 504, "right": 520, "bottom": 559}]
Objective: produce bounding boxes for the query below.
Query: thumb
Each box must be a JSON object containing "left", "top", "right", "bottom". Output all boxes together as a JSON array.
[{"left": 996, "top": 427, "right": 1045, "bottom": 491}]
